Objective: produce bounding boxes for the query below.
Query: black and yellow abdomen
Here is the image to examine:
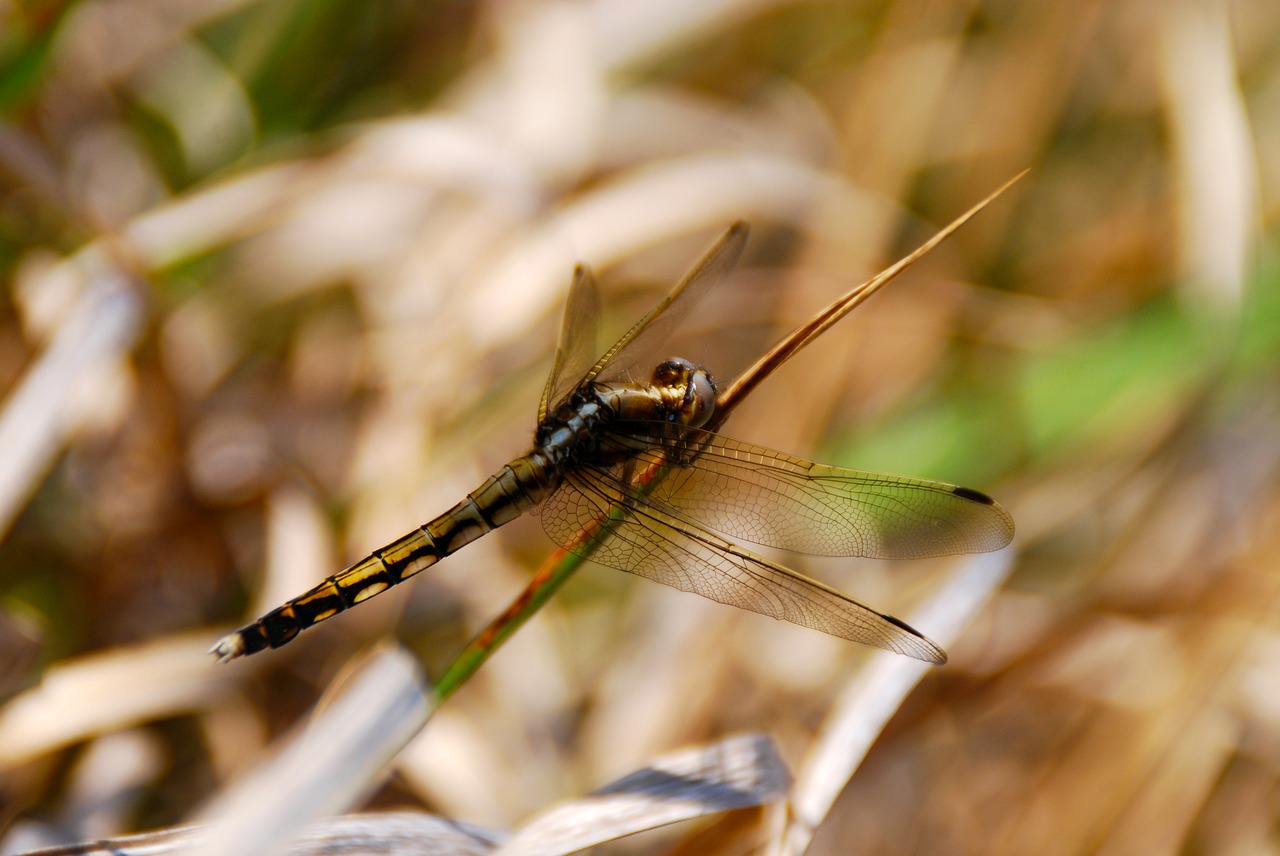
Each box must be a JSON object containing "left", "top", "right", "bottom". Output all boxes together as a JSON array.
[{"left": 209, "top": 454, "right": 561, "bottom": 661}]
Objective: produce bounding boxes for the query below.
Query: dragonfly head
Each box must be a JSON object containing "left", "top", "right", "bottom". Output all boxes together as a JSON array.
[{"left": 652, "top": 357, "right": 716, "bottom": 429}]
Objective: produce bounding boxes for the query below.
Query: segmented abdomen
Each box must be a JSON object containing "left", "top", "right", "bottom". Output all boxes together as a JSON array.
[{"left": 209, "top": 455, "right": 557, "bottom": 661}]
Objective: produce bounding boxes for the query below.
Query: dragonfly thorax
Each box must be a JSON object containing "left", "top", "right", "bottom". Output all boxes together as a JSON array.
[
  {"left": 534, "top": 358, "right": 716, "bottom": 468},
  {"left": 596, "top": 357, "right": 716, "bottom": 429}
]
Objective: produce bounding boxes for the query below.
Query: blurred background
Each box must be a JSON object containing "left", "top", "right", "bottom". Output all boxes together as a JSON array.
[{"left": 0, "top": 0, "right": 1277, "bottom": 853}]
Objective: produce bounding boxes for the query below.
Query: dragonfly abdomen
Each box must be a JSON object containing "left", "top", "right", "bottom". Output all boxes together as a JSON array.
[{"left": 209, "top": 455, "right": 558, "bottom": 662}]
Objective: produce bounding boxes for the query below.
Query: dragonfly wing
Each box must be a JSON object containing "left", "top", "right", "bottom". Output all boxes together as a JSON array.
[
  {"left": 540, "top": 467, "right": 946, "bottom": 663},
  {"left": 579, "top": 223, "right": 749, "bottom": 389},
  {"left": 540, "top": 264, "right": 602, "bottom": 420},
  {"left": 602, "top": 428, "right": 1014, "bottom": 559}
]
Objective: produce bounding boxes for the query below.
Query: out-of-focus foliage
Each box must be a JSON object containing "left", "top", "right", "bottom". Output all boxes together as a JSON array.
[{"left": 0, "top": 0, "right": 1276, "bottom": 854}]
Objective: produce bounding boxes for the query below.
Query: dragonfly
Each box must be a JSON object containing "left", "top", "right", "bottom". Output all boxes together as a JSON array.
[{"left": 210, "top": 223, "right": 1014, "bottom": 665}]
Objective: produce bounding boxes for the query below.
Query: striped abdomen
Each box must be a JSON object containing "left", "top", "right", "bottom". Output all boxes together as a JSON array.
[{"left": 209, "top": 455, "right": 558, "bottom": 662}]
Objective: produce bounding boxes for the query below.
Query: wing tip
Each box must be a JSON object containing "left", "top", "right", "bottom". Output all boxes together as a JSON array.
[
  {"left": 951, "top": 485, "right": 1017, "bottom": 552},
  {"left": 882, "top": 612, "right": 949, "bottom": 665}
]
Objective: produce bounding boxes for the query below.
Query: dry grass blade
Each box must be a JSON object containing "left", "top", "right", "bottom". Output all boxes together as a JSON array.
[
  {"left": 714, "top": 170, "right": 1027, "bottom": 424},
  {"left": 0, "top": 271, "right": 143, "bottom": 538},
  {"left": 772, "top": 548, "right": 1016, "bottom": 856},
  {"left": 189, "top": 646, "right": 433, "bottom": 856},
  {"left": 1158, "top": 0, "right": 1256, "bottom": 305},
  {"left": 0, "top": 636, "right": 236, "bottom": 768},
  {"left": 496, "top": 733, "right": 790, "bottom": 856}
]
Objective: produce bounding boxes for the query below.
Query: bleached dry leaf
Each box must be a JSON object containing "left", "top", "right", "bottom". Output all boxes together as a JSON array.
[
  {"left": 773, "top": 548, "right": 1016, "bottom": 856},
  {"left": 496, "top": 732, "right": 791, "bottom": 856},
  {"left": 0, "top": 272, "right": 144, "bottom": 539},
  {"left": 11, "top": 812, "right": 503, "bottom": 856},
  {"left": 13, "top": 735, "right": 785, "bottom": 856},
  {"left": 0, "top": 636, "right": 235, "bottom": 768},
  {"left": 191, "top": 646, "right": 433, "bottom": 856}
]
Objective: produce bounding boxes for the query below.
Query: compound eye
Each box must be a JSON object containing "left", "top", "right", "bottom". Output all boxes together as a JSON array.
[{"left": 685, "top": 370, "right": 716, "bottom": 428}]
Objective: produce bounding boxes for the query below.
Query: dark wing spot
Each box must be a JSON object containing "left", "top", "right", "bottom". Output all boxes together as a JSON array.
[
  {"left": 951, "top": 486, "right": 996, "bottom": 505},
  {"left": 881, "top": 613, "right": 949, "bottom": 664},
  {"left": 883, "top": 613, "right": 928, "bottom": 637}
]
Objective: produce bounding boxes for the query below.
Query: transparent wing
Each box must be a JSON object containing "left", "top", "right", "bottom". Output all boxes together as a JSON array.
[
  {"left": 597, "top": 427, "right": 1014, "bottom": 558},
  {"left": 580, "top": 223, "right": 749, "bottom": 389},
  {"left": 540, "top": 264, "right": 601, "bottom": 420},
  {"left": 540, "top": 466, "right": 946, "bottom": 663}
]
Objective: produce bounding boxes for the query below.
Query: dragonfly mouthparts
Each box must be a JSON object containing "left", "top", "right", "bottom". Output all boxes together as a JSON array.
[{"left": 650, "top": 357, "right": 715, "bottom": 428}]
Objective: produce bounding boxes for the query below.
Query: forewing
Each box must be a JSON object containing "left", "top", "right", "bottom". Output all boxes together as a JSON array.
[
  {"left": 601, "top": 428, "right": 1014, "bottom": 559},
  {"left": 540, "top": 264, "right": 602, "bottom": 420},
  {"left": 581, "top": 223, "right": 749, "bottom": 388}
]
